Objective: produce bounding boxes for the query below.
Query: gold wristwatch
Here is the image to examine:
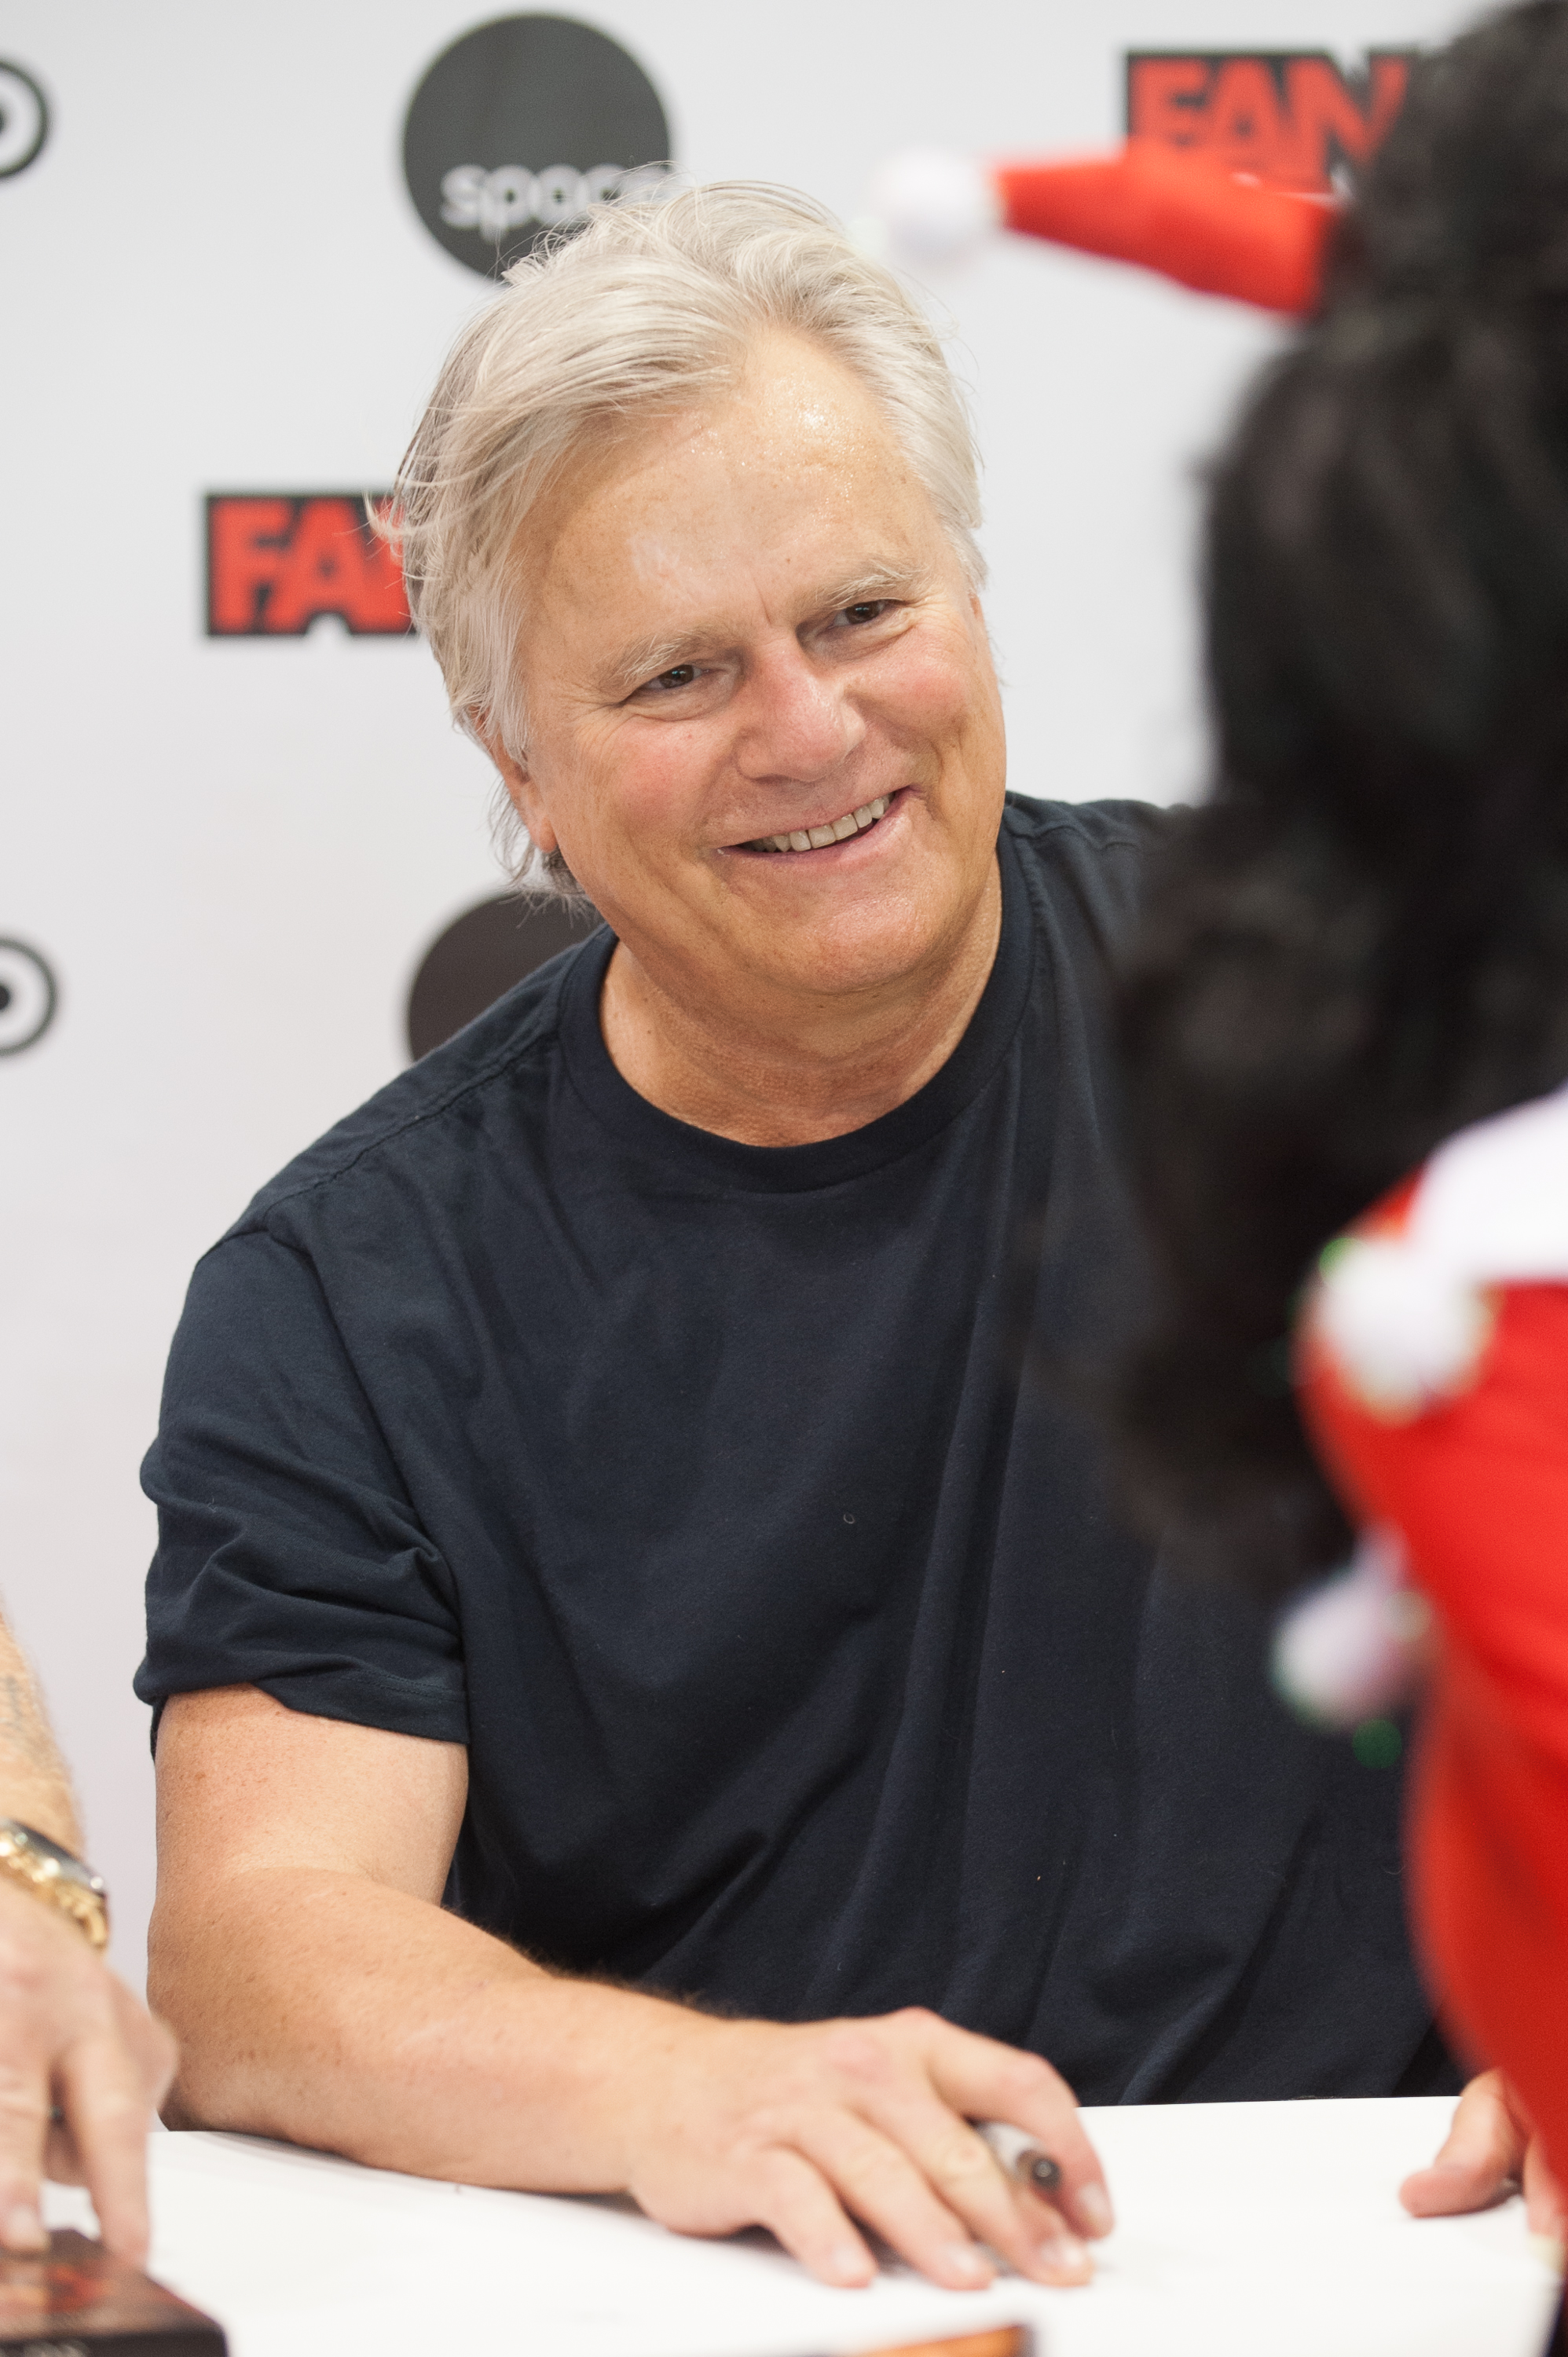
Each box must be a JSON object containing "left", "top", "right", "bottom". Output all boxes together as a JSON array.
[{"left": 0, "top": 1822, "right": 108, "bottom": 1952}]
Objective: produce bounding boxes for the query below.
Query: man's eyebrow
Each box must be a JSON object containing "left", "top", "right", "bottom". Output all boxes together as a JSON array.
[
  {"left": 811, "top": 561, "right": 934, "bottom": 613},
  {"left": 603, "top": 565, "right": 936, "bottom": 698},
  {"left": 604, "top": 632, "right": 701, "bottom": 698}
]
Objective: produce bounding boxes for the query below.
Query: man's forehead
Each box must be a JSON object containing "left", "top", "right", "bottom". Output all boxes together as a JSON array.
[{"left": 517, "top": 333, "right": 954, "bottom": 687}]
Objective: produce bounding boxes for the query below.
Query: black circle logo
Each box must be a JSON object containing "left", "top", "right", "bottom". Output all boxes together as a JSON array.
[
  {"left": 0, "top": 61, "right": 47, "bottom": 180},
  {"left": 407, "top": 894, "right": 599, "bottom": 1060},
  {"left": 403, "top": 14, "right": 672, "bottom": 277},
  {"left": 0, "top": 940, "right": 58, "bottom": 1056}
]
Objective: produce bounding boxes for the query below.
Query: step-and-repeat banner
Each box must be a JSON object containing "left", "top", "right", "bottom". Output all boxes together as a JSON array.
[{"left": 2, "top": 0, "right": 1464, "bottom": 1987}]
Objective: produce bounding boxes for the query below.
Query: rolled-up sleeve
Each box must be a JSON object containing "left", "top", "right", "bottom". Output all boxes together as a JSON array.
[{"left": 137, "top": 1225, "right": 467, "bottom": 1745}]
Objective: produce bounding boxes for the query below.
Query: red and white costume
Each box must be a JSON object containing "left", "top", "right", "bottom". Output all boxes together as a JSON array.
[
  {"left": 867, "top": 141, "right": 1333, "bottom": 314},
  {"left": 1296, "top": 1083, "right": 1568, "bottom": 2182}
]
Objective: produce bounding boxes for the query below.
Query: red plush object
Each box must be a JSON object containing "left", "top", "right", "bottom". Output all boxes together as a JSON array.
[
  {"left": 1299, "top": 1183, "right": 1568, "bottom": 2187},
  {"left": 866, "top": 141, "right": 1336, "bottom": 317},
  {"left": 994, "top": 145, "right": 1335, "bottom": 317}
]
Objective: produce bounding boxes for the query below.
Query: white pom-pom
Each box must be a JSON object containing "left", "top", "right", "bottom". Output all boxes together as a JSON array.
[
  {"left": 862, "top": 149, "right": 1002, "bottom": 269},
  {"left": 1313, "top": 1234, "right": 1493, "bottom": 1417},
  {"left": 1272, "top": 1528, "right": 1428, "bottom": 1729}
]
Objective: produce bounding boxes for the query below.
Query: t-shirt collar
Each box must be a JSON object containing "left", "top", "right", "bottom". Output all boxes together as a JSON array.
[{"left": 556, "top": 819, "right": 1035, "bottom": 1194}]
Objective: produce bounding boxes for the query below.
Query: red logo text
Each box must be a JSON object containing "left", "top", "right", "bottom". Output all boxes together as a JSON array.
[
  {"left": 1125, "top": 51, "right": 1415, "bottom": 192},
  {"left": 207, "top": 495, "right": 410, "bottom": 636}
]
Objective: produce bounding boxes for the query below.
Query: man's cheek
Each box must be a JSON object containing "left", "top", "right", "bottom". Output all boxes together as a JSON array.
[
  {"left": 614, "top": 745, "right": 719, "bottom": 849},
  {"left": 874, "top": 640, "right": 984, "bottom": 739}
]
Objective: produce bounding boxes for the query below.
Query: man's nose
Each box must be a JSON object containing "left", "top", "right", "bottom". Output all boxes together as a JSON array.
[{"left": 733, "top": 647, "right": 865, "bottom": 783}]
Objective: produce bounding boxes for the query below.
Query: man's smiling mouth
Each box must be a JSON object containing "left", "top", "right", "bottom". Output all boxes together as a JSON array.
[{"left": 738, "top": 794, "right": 892, "bottom": 855}]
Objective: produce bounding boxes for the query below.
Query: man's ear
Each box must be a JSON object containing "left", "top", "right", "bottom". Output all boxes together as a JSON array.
[{"left": 478, "top": 724, "right": 560, "bottom": 858}]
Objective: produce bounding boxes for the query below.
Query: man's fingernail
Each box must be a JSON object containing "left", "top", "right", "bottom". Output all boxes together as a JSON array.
[
  {"left": 1077, "top": 2183, "right": 1115, "bottom": 2237},
  {"left": 1040, "top": 2232, "right": 1090, "bottom": 2275},
  {"left": 943, "top": 2242, "right": 993, "bottom": 2285},
  {"left": 829, "top": 2245, "right": 872, "bottom": 2284},
  {"left": 4, "top": 2207, "right": 43, "bottom": 2249}
]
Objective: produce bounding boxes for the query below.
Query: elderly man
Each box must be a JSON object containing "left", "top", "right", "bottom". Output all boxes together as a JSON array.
[{"left": 140, "top": 186, "right": 1491, "bottom": 2291}]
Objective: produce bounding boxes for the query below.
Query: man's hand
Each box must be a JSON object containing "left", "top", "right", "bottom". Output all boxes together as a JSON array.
[
  {"left": 0, "top": 1882, "right": 176, "bottom": 2263},
  {"left": 155, "top": 1688, "right": 1113, "bottom": 2293},
  {"left": 614, "top": 2003, "right": 1113, "bottom": 2289},
  {"left": 1401, "top": 2068, "right": 1563, "bottom": 2243}
]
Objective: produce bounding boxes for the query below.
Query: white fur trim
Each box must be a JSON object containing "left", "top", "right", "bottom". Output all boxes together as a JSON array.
[
  {"left": 1312, "top": 1080, "right": 1568, "bottom": 1413},
  {"left": 1313, "top": 1236, "right": 1494, "bottom": 1417},
  {"left": 1409, "top": 1080, "right": 1568, "bottom": 1285},
  {"left": 863, "top": 150, "right": 1002, "bottom": 269},
  {"left": 1272, "top": 1527, "right": 1427, "bottom": 1728}
]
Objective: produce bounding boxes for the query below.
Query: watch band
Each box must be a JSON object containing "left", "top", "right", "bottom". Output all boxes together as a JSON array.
[{"left": 0, "top": 1821, "right": 108, "bottom": 1952}]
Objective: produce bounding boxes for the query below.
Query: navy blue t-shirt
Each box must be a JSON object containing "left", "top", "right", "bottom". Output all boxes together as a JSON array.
[{"left": 137, "top": 798, "right": 1445, "bottom": 2103}]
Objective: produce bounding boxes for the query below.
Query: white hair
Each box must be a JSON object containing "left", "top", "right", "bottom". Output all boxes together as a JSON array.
[{"left": 390, "top": 181, "right": 985, "bottom": 896}]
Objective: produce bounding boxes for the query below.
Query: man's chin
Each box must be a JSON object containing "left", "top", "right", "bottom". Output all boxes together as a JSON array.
[
  {"left": 597, "top": 811, "right": 994, "bottom": 1014},
  {"left": 717, "top": 905, "right": 968, "bottom": 1007}
]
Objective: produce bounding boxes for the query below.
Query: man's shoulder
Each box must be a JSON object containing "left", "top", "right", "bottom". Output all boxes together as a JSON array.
[
  {"left": 1002, "top": 791, "right": 1176, "bottom": 861},
  {"left": 1002, "top": 793, "right": 1177, "bottom": 937},
  {"left": 225, "top": 932, "right": 601, "bottom": 1241}
]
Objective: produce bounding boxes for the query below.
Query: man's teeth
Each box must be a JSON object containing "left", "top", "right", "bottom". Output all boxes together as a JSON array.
[{"left": 750, "top": 795, "right": 891, "bottom": 853}]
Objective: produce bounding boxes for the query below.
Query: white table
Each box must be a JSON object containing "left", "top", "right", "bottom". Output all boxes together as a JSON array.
[{"left": 43, "top": 2096, "right": 1562, "bottom": 2357}]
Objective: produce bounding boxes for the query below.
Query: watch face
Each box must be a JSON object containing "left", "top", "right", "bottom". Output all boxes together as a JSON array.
[
  {"left": 3, "top": 1824, "right": 103, "bottom": 1893},
  {"left": 16, "top": 1827, "right": 71, "bottom": 1866}
]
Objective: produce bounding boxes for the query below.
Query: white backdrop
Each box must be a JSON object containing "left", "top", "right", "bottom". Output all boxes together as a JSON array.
[{"left": 2, "top": 0, "right": 1470, "bottom": 1993}]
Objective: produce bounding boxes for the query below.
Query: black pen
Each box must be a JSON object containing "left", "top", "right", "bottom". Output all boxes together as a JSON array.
[{"left": 976, "top": 2119, "right": 1064, "bottom": 2200}]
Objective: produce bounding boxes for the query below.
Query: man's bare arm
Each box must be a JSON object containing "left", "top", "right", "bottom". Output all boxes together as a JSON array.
[
  {"left": 0, "top": 1611, "right": 82, "bottom": 1852},
  {"left": 0, "top": 1611, "right": 174, "bottom": 2260},
  {"left": 153, "top": 1685, "right": 1114, "bottom": 2290}
]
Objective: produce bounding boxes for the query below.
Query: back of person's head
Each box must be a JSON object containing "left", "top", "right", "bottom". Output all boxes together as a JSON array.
[
  {"left": 392, "top": 182, "right": 981, "bottom": 887},
  {"left": 1116, "top": 0, "right": 1568, "bottom": 1594}
]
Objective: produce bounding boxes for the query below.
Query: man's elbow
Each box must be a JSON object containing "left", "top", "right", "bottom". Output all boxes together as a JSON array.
[
  {"left": 146, "top": 1888, "right": 235, "bottom": 2129},
  {"left": 145, "top": 1874, "right": 292, "bottom": 2135}
]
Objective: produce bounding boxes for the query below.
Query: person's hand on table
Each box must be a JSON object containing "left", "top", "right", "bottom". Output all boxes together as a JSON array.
[
  {"left": 1401, "top": 2067, "right": 1564, "bottom": 2244},
  {"left": 0, "top": 1880, "right": 176, "bottom": 2264},
  {"left": 613, "top": 2002, "right": 1113, "bottom": 2291},
  {"left": 154, "top": 1693, "right": 1105, "bottom": 2297}
]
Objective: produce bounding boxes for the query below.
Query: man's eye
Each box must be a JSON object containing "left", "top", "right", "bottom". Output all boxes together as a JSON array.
[
  {"left": 837, "top": 600, "right": 892, "bottom": 627},
  {"left": 642, "top": 664, "right": 698, "bottom": 694}
]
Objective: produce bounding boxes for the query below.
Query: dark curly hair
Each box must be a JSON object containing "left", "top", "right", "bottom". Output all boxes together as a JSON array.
[{"left": 1116, "top": 0, "right": 1568, "bottom": 1599}]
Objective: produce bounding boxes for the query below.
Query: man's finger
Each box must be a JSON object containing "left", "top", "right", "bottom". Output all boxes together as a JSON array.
[
  {"left": 43, "top": 2113, "right": 86, "bottom": 2190},
  {"left": 55, "top": 2034, "right": 152, "bottom": 2263},
  {"left": 796, "top": 2105, "right": 997, "bottom": 2289},
  {"left": 844, "top": 2092, "right": 1090, "bottom": 2286},
  {"left": 1400, "top": 2068, "right": 1524, "bottom": 2217},
  {"left": 906, "top": 2011, "right": 1113, "bottom": 2243},
  {"left": 0, "top": 2060, "right": 53, "bottom": 2253},
  {"left": 745, "top": 2145, "right": 877, "bottom": 2289}
]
